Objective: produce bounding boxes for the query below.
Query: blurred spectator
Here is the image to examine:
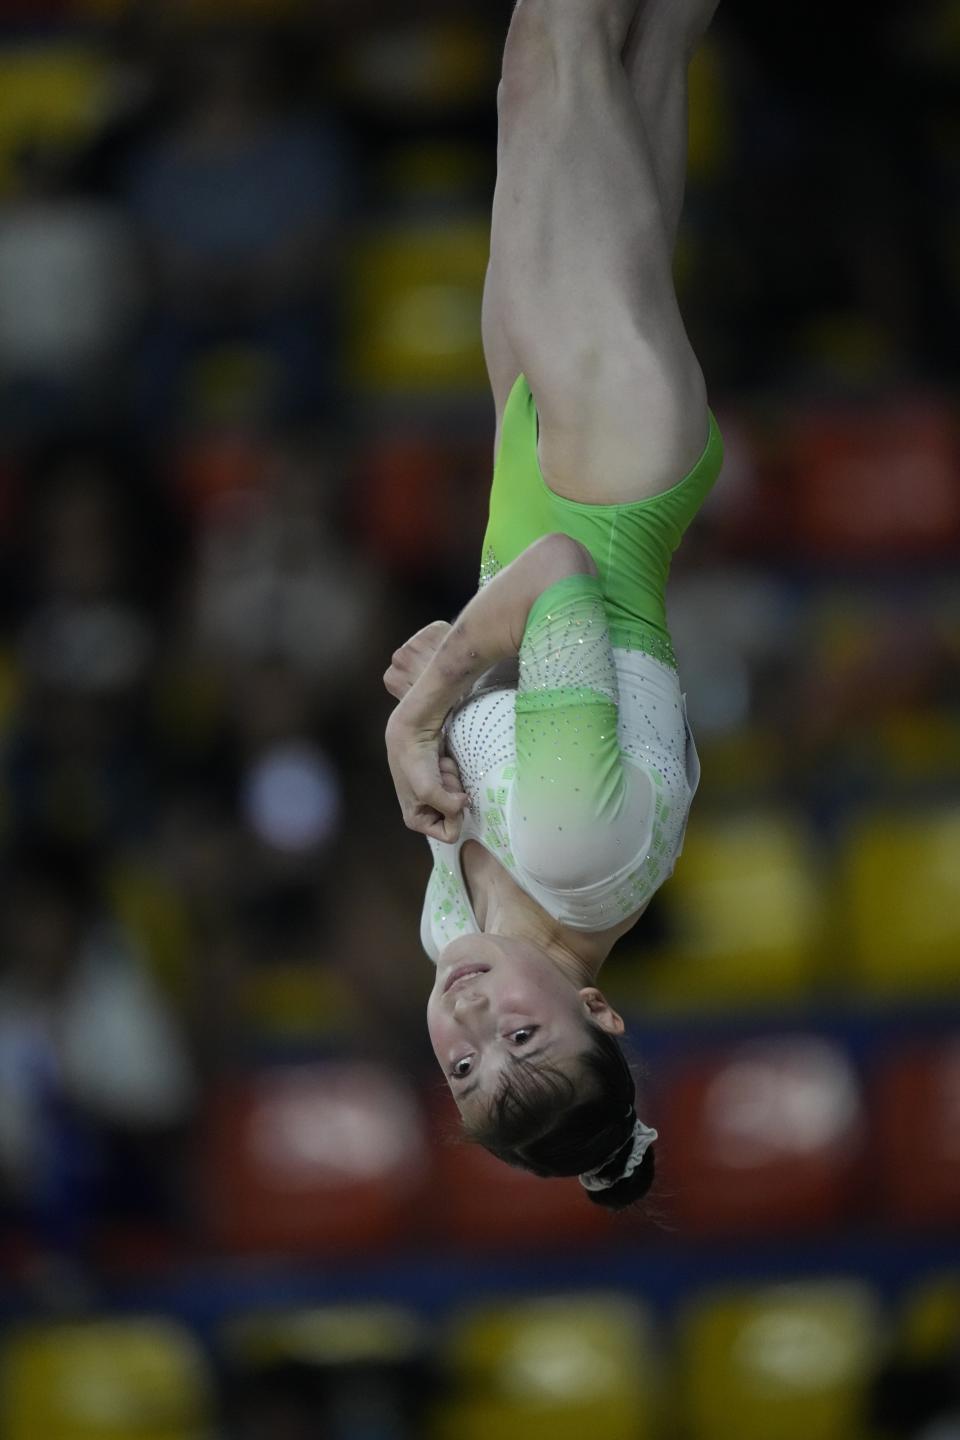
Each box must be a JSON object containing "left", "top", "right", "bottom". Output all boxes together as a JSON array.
[
  {"left": 190, "top": 436, "right": 383, "bottom": 703},
  {"left": 669, "top": 559, "right": 799, "bottom": 739},
  {"left": 0, "top": 842, "right": 194, "bottom": 1259},
  {"left": 328, "top": 812, "right": 438, "bottom": 1076},
  {"left": 0, "top": 144, "right": 140, "bottom": 430},
  {"left": 2, "top": 447, "right": 175, "bottom": 848},
  {"left": 124, "top": 26, "right": 351, "bottom": 424},
  {"left": 233, "top": 662, "right": 341, "bottom": 853}
]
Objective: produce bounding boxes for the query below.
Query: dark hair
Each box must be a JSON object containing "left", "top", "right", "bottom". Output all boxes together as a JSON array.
[{"left": 462, "top": 1024, "right": 656, "bottom": 1212}]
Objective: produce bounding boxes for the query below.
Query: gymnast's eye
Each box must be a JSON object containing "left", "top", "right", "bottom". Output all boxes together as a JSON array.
[
  {"left": 450, "top": 1027, "right": 536, "bottom": 1078},
  {"left": 509, "top": 1026, "right": 538, "bottom": 1046}
]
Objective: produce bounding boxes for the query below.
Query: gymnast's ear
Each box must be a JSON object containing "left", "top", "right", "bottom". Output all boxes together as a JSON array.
[{"left": 579, "top": 987, "right": 625, "bottom": 1035}]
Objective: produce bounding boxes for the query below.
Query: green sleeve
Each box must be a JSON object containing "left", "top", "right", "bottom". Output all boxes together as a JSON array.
[{"left": 513, "top": 574, "right": 627, "bottom": 845}]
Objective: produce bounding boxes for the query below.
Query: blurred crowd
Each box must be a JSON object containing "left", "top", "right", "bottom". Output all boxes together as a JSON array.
[{"left": 0, "top": 0, "right": 957, "bottom": 1436}]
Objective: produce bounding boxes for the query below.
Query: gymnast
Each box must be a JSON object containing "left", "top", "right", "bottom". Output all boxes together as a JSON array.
[{"left": 384, "top": 0, "right": 724, "bottom": 1208}]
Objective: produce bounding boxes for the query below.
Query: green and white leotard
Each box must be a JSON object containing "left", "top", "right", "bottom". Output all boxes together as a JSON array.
[{"left": 420, "top": 374, "right": 724, "bottom": 963}]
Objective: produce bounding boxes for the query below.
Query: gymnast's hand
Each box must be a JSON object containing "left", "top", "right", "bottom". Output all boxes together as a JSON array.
[
  {"left": 383, "top": 621, "right": 451, "bottom": 701},
  {"left": 385, "top": 706, "right": 468, "bottom": 843}
]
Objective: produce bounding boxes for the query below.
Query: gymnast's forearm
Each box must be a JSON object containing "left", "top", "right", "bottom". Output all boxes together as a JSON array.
[{"left": 394, "top": 532, "right": 597, "bottom": 732}]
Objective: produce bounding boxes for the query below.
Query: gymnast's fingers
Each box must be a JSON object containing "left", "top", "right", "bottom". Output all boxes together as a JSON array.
[
  {"left": 438, "top": 755, "right": 467, "bottom": 798},
  {"left": 383, "top": 664, "right": 408, "bottom": 699},
  {"left": 407, "top": 803, "right": 464, "bottom": 844},
  {"left": 425, "top": 782, "right": 468, "bottom": 821}
]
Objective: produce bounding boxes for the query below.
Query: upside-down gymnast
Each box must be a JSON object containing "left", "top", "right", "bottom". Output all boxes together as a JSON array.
[{"left": 384, "top": 0, "right": 724, "bottom": 1208}]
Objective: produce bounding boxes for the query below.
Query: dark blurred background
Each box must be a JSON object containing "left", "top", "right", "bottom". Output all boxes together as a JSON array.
[{"left": 0, "top": 0, "right": 957, "bottom": 1437}]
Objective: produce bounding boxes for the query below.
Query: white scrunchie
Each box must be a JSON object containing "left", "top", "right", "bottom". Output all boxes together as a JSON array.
[{"left": 578, "top": 1118, "right": 658, "bottom": 1192}]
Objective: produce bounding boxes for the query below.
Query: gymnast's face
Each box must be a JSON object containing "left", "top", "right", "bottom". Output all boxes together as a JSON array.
[{"left": 426, "top": 933, "right": 624, "bottom": 1121}]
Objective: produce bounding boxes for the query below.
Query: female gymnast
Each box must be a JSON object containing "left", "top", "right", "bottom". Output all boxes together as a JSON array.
[{"left": 384, "top": 0, "right": 724, "bottom": 1209}]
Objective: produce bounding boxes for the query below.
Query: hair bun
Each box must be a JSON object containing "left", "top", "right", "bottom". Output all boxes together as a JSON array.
[
  {"left": 583, "top": 1144, "right": 656, "bottom": 1211},
  {"left": 579, "top": 1118, "right": 658, "bottom": 1193}
]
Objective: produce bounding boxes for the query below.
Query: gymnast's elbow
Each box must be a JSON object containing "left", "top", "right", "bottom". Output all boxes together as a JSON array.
[{"left": 524, "top": 532, "right": 598, "bottom": 583}]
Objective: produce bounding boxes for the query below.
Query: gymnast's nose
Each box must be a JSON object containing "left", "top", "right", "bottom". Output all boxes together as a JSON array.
[{"left": 453, "top": 990, "right": 489, "bottom": 1016}]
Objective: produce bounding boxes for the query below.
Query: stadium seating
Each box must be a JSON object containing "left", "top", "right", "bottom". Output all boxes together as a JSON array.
[
  {"left": 220, "top": 1303, "right": 430, "bottom": 1435},
  {"left": 841, "top": 808, "right": 960, "bottom": 998},
  {"left": 434, "top": 1292, "right": 662, "bottom": 1440},
  {"left": 786, "top": 398, "right": 960, "bottom": 560},
  {"left": 873, "top": 709, "right": 960, "bottom": 787},
  {"left": 897, "top": 1271, "right": 960, "bottom": 1365},
  {"left": 687, "top": 38, "right": 733, "bottom": 186},
  {"left": 0, "top": 45, "right": 110, "bottom": 193},
  {"left": 201, "top": 1061, "right": 428, "bottom": 1253},
  {"left": 872, "top": 1035, "right": 960, "bottom": 1228},
  {"left": 677, "top": 1279, "right": 882, "bottom": 1440},
  {"left": 656, "top": 1035, "right": 867, "bottom": 1236},
  {"left": 346, "top": 218, "right": 489, "bottom": 390},
  {"left": 353, "top": 427, "right": 490, "bottom": 580},
  {"left": 222, "top": 1301, "right": 427, "bottom": 1370},
  {"left": 337, "top": 20, "right": 495, "bottom": 112},
  {"left": 0, "top": 1317, "right": 213, "bottom": 1440},
  {"left": 621, "top": 811, "right": 825, "bottom": 1009}
]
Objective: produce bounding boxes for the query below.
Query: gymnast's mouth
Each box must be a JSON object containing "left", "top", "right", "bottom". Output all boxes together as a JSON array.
[{"left": 443, "top": 963, "right": 491, "bottom": 994}]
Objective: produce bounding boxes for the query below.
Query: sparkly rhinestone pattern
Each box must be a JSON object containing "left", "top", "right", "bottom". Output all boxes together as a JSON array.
[
  {"left": 608, "top": 621, "right": 677, "bottom": 670},
  {"left": 419, "top": 582, "right": 701, "bottom": 962},
  {"left": 479, "top": 544, "right": 678, "bottom": 669},
  {"left": 428, "top": 858, "right": 472, "bottom": 933},
  {"left": 478, "top": 544, "right": 502, "bottom": 588},
  {"left": 516, "top": 574, "right": 618, "bottom": 706}
]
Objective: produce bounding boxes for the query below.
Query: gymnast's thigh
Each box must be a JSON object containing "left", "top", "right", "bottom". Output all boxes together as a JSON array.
[{"left": 488, "top": 2, "right": 709, "bottom": 505}]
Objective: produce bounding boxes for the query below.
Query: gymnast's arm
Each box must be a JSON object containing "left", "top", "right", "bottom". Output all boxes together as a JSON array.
[
  {"left": 508, "top": 573, "right": 653, "bottom": 889},
  {"left": 385, "top": 533, "right": 597, "bottom": 839}
]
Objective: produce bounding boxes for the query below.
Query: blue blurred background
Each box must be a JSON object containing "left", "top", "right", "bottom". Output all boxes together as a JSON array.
[{"left": 0, "top": 0, "right": 957, "bottom": 1436}]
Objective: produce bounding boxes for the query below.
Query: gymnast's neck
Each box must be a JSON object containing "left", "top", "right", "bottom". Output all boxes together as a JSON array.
[{"left": 461, "top": 838, "right": 611, "bottom": 986}]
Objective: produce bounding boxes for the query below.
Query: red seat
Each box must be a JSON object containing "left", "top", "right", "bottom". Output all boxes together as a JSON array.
[
  {"left": 787, "top": 398, "right": 960, "bottom": 560},
  {"left": 171, "top": 433, "right": 272, "bottom": 527},
  {"left": 427, "top": 1093, "right": 635, "bottom": 1249},
  {"left": 873, "top": 1035, "right": 960, "bottom": 1229},
  {"left": 352, "top": 429, "right": 489, "bottom": 581},
  {"left": 201, "top": 1062, "right": 427, "bottom": 1255},
  {"left": 657, "top": 1036, "right": 867, "bottom": 1237}
]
